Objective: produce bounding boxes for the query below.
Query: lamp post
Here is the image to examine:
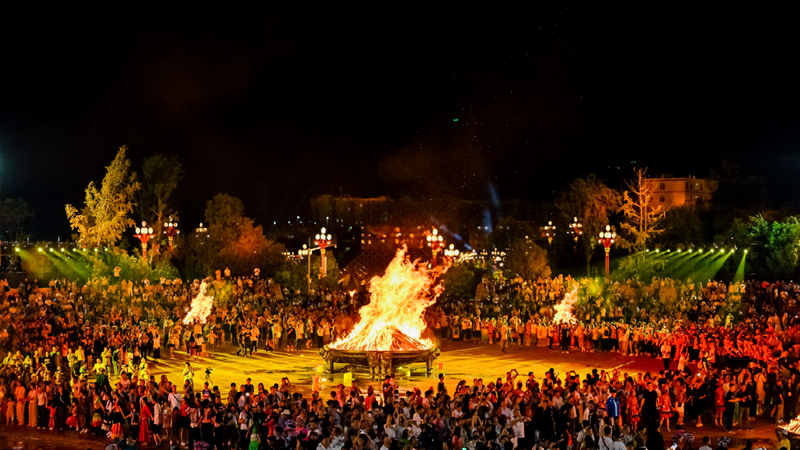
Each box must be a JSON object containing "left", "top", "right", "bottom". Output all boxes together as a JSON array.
[
  {"left": 299, "top": 244, "right": 312, "bottom": 294},
  {"left": 444, "top": 243, "right": 460, "bottom": 260},
  {"left": 491, "top": 249, "right": 506, "bottom": 268},
  {"left": 426, "top": 228, "right": 445, "bottom": 266},
  {"left": 195, "top": 223, "right": 208, "bottom": 234},
  {"left": 598, "top": 224, "right": 616, "bottom": 278},
  {"left": 134, "top": 221, "right": 155, "bottom": 259},
  {"left": 543, "top": 221, "right": 556, "bottom": 245},
  {"left": 163, "top": 217, "right": 179, "bottom": 251},
  {"left": 314, "top": 227, "right": 333, "bottom": 280},
  {"left": 569, "top": 216, "right": 583, "bottom": 252}
]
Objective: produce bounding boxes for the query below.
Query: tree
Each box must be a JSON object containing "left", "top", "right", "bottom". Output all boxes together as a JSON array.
[
  {"left": 275, "top": 259, "right": 309, "bottom": 294},
  {"left": 619, "top": 168, "right": 668, "bottom": 252},
  {"left": 442, "top": 261, "right": 486, "bottom": 299},
  {"left": 135, "top": 153, "right": 184, "bottom": 253},
  {"left": 205, "top": 193, "right": 246, "bottom": 240},
  {"left": 747, "top": 215, "right": 800, "bottom": 279},
  {"left": 310, "top": 253, "right": 340, "bottom": 292},
  {"left": 556, "top": 174, "right": 621, "bottom": 276},
  {"left": 0, "top": 198, "right": 34, "bottom": 241},
  {"left": 653, "top": 206, "right": 705, "bottom": 248},
  {"left": 66, "top": 146, "right": 141, "bottom": 248},
  {"left": 184, "top": 193, "right": 286, "bottom": 277},
  {"left": 504, "top": 239, "right": 551, "bottom": 281},
  {"left": 215, "top": 220, "right": 285, "bottom": 276}
]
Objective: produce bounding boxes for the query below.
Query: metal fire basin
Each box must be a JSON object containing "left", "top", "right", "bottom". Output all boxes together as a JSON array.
[{"left": 319, "top": 345, "right": 440, "bottom": 379}]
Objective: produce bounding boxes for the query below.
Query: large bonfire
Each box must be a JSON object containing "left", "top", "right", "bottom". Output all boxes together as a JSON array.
[
  {"left": 330, "top": 247, "right": 447, "bottom": 352},
  {"left": 553, "top": 285, "right": 579, "bottom": 325}
]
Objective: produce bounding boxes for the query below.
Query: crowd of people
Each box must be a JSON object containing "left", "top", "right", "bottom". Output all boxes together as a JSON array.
[{"left": 0, "top": 271, "right": 799, "bottom": 450}]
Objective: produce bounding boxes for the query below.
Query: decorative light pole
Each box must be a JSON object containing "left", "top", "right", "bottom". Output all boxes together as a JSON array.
[
  {"left": 491, "top": 249, "right": 506, "bottom": 268},
  {"left": 598, "top": 224, "right": 617, "bottom": 278},
  {"left": 569, "top": 216, "right": 583, "bottom": 251},
  {"left": 134, "top": 221, "right": 155, "bottom": 259},
  {"left": 444, "top": 243, "right": 460, "bottom": 259},
  {"left": 543, "top": 221, "right": 556, "bottom": 245},
  {"left": 195, "top": 223, "right": 208, "bottom": 234},
  {"left": 426, "top": 228, "right": 445, "bottom": 266},
  {"left": 163, "top": 217, "right": 179, "bottom": 250},
  {"left": 314, "top": 227, "right": 333, "bottom": 279},
  {"left": 299, "top": 244, "right": 312, "bottom": 294}
]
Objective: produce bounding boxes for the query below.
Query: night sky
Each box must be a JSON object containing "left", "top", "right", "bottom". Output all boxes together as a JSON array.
[{"left": 1, "top": 8, "right": 798, "bottom": 239}]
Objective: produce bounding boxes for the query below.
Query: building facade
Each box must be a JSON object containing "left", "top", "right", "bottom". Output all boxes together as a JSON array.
[
  {"left": 310, "top": 195, "right": 392, "bottom": 227},
  {"left": 644, "top": 176, "right": 717, "bottom": 207}
]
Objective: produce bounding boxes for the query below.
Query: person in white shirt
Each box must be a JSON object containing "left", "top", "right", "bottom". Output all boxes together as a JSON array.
[
  {"left": 412, "top": 408, "right": 423, "bottom": 426},
  {"left": 330, "top": 426, "right": 345, "bottom": 450},
  {"left": 379, "top": 436, "right": 392, "bottom": 450},
  {"left": 509, "top": 408, "right": 527, "bottom": 448},
  {"left": 151, "top": 401, "right": 163, "bottom": 446},
  {"left": 384, "top": 417, "right": 397, "bottom": 439},
  {"left": 597, "top": 426, "right": 614, "bottom": 450},
  {"left": 610, "top": 434, "right": 625, "bottom": 450},
  {"left": 317, "top": 437, "right": 332, "bottom": 450},
  {"left": 576, "top": 421, "right": 593, "bottom": 444},
  {"left": 552, "top": 391, "right": 565, "bottom": 409},
  {"left": 698, "top": 436, "right": 713, "bottom": 450},
  {"left": 168, "top": 386, "right": 181, "bottom": 411}
]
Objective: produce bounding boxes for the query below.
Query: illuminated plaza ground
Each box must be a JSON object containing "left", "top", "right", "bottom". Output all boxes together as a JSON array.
[{"left": 0, "top": 341, "right": 781, "bottom": 449}]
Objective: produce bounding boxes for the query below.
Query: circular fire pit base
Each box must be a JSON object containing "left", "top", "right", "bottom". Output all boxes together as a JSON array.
[{"left": 319, "top": 345, "right": 440, "bottom": 379}]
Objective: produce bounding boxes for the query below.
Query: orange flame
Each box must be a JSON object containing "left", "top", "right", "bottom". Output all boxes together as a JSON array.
[
  {"left": 330, "top": 247, "right": 448, "bottom": 351},
  {"left": 553, "top": 286, "right": 578, "bottom": 325},
  {"left": 183, "top": 281, "right": 214, "bottom": 325},
  {"left": 782, "top": 416, "right": 800, "bottom": 434}
]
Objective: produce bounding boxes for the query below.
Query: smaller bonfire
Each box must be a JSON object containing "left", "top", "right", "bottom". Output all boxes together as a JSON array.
[
  {"left": 321, "top": 247, "right": 444, "bottom": 377},
  {"left": 183, "top": 281, "right": 214, "bottom": 325}
]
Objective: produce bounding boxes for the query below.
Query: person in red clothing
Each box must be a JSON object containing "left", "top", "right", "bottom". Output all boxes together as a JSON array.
[{"left": 139, "top": 397, "right": 152, "bottom": 445}]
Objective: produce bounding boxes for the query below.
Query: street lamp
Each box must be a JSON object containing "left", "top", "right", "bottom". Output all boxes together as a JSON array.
[
  {"left": 196, "top": 223, "right": 208, "bottom": 234},
  {"left": 491, "top": 249, "right": 506, "bottom": 267},
  {"left": 134, "top": 221, "right": 155, "bottom": 259},
  {"left": 444, "top": 243, "right": 460, "bottom": 259},
  {"left": 426, "top": 228, "right": 445, "bottom": 266},
  {"left": 598, "top": 224, "right": 616, "bottom": 278},
  {"left": 569, "top": 217, "right": 583, "bottom": 251},
  {"left": 543, "top": 221, "right": 556, "bottom": 245},
  {"left": 163, "top": 216, "right": 179, "bottom": 251},
  {"left": 314, "top": 227, "right": 333, "bottom": 280},
  {"left": 299, "top": 244, "right": 312, "bottom": 294}
]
